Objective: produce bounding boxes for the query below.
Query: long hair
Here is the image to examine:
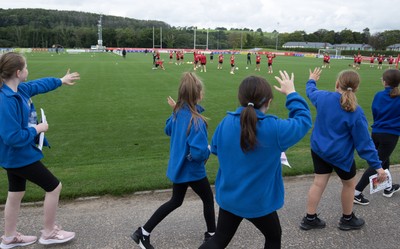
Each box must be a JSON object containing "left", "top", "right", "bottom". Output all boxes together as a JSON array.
[
  {"left": 0, "top": 52, "right": 26, "bottom": 87},
  {"left": 238, "top": 76, "right": 273, "bottom": 152},
  {"left": 337, "top": 70, "right": 360, "bottom": 112},
  {"left": 173, "top": 72, "right": 207, "bottom": 134},
  {"left": 382, "top": 69, "right": 400, "bottom": 98}
]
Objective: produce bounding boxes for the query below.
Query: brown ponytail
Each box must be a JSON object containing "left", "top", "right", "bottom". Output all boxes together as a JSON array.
[
  {"left": 238, "top": 76, "right": 273, "bottom": 152},
  {"left": 382, "top": 69, "right": 400, "bottom": 98},
  {"left": 337, "top": 70, "right": 360, "bottom": 112}
]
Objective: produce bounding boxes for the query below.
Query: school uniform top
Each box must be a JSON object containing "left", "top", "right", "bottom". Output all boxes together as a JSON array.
[
  {"left": 306, "top": 79, "right": 382, "bottom": 172},
  {"left": 211, "top": 92, "right": 312, "bottom": 218},
  {"left": 165, "top": 104, "right": 210, "bottom": 183},
  {"left": 371, "top": 87, "right": 400, "bottom": 136},
  {"left": 0, "top": 78, "right": 62, "bottom": 169}
]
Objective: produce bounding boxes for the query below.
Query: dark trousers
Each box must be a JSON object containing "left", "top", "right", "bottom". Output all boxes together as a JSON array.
[
  {"left": 199, "top": 208, "right": 281, "bottom": 249},
  {"left": 143, "top": 177, "right": 216, "bottom": 233},
  {"left": 355, "top": 133, "right": 399, "bottom": 192}
]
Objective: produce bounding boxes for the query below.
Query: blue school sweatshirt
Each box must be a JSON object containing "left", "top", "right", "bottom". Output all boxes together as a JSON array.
[
  {"left": 165, "top": 104, "right": 210, "bottom": 183},
  {"left": 306, "top": 79, "right": 381, "bottom": 172},
  {"left": 211, "top": 92, "right": 311, "bottom": 218},
  {"left": 0, "top": 78, "right": 62, "bottom": 168},
  {"left": 371, "top": 87, "right": 400, "bottom": 135}
]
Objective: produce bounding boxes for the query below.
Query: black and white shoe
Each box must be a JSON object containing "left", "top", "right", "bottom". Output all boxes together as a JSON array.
[
  {"left": 131, "top": 227, "right": 154, "bottom": 249},
  {"left": 354, "top": 193, "right": 369, "bottom": 205},
  {"left": 383, "top": 184, "right": 400, "bottom": 198}
]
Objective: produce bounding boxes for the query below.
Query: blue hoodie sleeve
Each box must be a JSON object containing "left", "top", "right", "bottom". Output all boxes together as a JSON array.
[
  {"left": 187, "top": 118, "right": 210, "bottom": 162},
  {"left": 165, "top": 114, "right": 173, "bottom": 136},
  {"left": 276, "top": 92, "right": 312, "bottom": 150},
  {"left": 18, "top": 78, "right": 62, "bottom": 97},
  {"left": 306, "top": 79, "right": 320, "bottom": 107},
  {"left": 352, "top": 111, "right": 382, "bottom": 170}
]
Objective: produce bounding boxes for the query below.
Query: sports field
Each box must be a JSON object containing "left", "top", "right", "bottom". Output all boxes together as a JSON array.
[{"left": 0, "top": 51, "right": 398, "bottom": 203}]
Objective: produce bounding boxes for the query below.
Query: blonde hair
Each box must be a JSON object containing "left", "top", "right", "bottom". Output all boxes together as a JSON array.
[
  {"left": 337, "top": 70, "right": 360, "bottom": 112},
  {"left": 173, "top": 72, "right": 207, "bottom": 134}
]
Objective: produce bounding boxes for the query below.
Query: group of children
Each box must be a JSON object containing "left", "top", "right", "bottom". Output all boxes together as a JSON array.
[
  {"left": 131, "top": 59, "right": 400, "bottom": 248},
  {"left": 1, "top": 50, "right": 399, "bottom": 249},
  {"left": 156, "top": 50, "right": 278, "bottom": 75},
  {"left": 353, "top": 54, "right": 400, "bottom": 70}
]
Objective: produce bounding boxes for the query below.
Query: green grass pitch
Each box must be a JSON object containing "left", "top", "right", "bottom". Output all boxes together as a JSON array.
[{"left": 0, "top": 51, "right": 397, "bottom": 202}]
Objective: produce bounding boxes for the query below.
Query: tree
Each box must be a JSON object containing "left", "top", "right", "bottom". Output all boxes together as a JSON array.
[
  {"left": 287, "top": 30, "right": 306, "bottom": 42},
  {"left": 340, "top": 29, "right": 355, "bottom": 43},
  {"left": 362, "top": 28, "right": 370, "bottom": 44}
]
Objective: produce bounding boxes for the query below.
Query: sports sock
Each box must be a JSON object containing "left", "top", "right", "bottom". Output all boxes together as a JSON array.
[
  {"left": 141, "top": 227, "right": 150, "bottom": 236},
  {"left": 343, "top": 213, "right": 353, "bottom": 220},
  {"left": 306, "top": 213, "right": 317, "bottom": 220}
]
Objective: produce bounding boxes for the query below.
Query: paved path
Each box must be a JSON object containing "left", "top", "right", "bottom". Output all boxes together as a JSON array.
[{"left": 1, "top": 166, "right": 399, "bottom": 249}]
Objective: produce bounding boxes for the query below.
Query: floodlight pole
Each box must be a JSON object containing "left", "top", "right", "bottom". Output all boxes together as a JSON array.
[
  {"left": 206, "top": 29, "right": 209, "bottom": 50},
  {"left": 240, "top": 31, "right": 243, "bottom": 51},
  {"left": 275, "top": 22, "right": 279, "bottom": 51},
  {"left": 194, "top": 28, "right": 196, "bottom": 50},
  {"left": 97, "top": 15, "right": 103, "bottom": 47}
]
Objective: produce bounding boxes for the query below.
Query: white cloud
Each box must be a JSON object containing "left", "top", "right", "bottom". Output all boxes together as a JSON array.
[{"left": 1, "top": 0, "right": 397, "bottom": 34}]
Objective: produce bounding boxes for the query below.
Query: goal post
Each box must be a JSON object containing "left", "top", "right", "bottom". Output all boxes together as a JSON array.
[{"left": 317, "top": 48, "right": 341, "bottom": 59}]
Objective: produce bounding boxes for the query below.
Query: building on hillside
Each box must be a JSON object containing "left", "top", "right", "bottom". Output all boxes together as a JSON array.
[
  {"left": 333, "top": 43, "right": 373, "bottom": 51},
  {"left": 282, "top": 42, "right": 332, "bottom": 49},
  {"left": 387, "top": 44, "right": 400, "bottom": 51}
]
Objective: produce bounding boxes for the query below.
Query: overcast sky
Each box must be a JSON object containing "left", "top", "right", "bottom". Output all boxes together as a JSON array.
[{"left": 2, "top": 0, "right": 397, "bottom": 34}]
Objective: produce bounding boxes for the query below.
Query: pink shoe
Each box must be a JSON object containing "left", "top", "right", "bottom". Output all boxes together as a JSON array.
[
  {"left": 0, "top": 233, "right": 37, "bottom": 249},
  {"left": 38, "top": 225, "right": 75, "bottom": 245}
]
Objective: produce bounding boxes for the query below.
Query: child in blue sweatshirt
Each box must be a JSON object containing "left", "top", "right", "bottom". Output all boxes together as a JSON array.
[
  {"left": 132, "top": 72, "right": 216, "bottom": 249},
  {"left": 354, "top": 69, "right": 400, "bottom": 205},
  {"left": 0, "top": 52, "right": 79, "bottom": 248},
  {"left": 300, "top": 68, "right": 387, "bottom": 231},
  {"left": 199, "top": 71, "right": 312, "bottom": 249}
]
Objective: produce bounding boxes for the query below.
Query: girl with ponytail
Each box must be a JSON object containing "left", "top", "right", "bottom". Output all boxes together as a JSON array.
[
  {"left": 354, "top": 69, "right": 400, "bottom": 205},
  {"left": 301, "top": 68, "right": 387, "bottom": 232},
  {"left": 200, "top": 71, "right": 312, "bottom": 249}
]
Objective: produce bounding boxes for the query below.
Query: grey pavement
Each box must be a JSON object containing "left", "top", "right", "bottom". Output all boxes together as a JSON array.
[{"left": 1, "top": 166, "right": 399, "bottom": 249}]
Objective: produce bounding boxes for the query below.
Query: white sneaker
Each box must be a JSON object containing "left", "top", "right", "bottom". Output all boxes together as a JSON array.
[
  {"left": 0, "top": 233, "right": 37, "bottom": 249},
  {"left": 39, "top": 225, "right": 75, "bottom": 245}
]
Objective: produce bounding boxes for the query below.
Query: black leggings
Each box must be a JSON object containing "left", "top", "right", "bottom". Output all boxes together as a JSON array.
[
  {"left": 5, "top": 161, "right": 60, "bottom": 192},
  {"left": 356, "top": 133, "right": 399, "bottom": 192},
  {"left": 143, "top": 177, "right": 216, "bottom": 233},
  {"left": 199, "top": 208, "right": 281, "bottom": 249}
]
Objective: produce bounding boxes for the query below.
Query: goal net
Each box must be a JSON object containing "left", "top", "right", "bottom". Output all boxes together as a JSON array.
[{"left": 317, "top": 48, "right": 341, "bottom": 59}]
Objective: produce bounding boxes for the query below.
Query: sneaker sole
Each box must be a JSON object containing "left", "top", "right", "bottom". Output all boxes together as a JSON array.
[
  {"left": 131, "top": 232, "right": 141, "bottom": 244},
  {"left": 0, "top": 240, "right": 36, "bottom": 249},
  {"left": 299, "top": 223, "right": 326, "bottom": 230},
  {"left": 383, "top": 188, "right": 400, "bottom": 197},
  {"left": 38, "top": 234, "right": 75, "bottom": 245},
  {"left": 353, "top": 199, "right": 369, "bottom": 205},
  {"left": 130, "top": 233, "right": 151, "bottom": 249},
  {"left": 338, "top": 223, "right": 365, "bottom": 231}
]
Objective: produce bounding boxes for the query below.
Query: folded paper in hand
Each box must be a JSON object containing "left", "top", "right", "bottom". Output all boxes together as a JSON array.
[
  {"left": 38, "top": 108, "right": 47, "bottom": 151},
  {"left": 369, "top": 169, "right": 392, "bottom": 194},
  {"left": 281, "top": 152, "right": 291, "bottom": 168}
]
